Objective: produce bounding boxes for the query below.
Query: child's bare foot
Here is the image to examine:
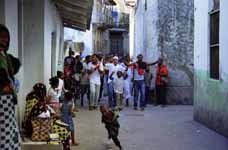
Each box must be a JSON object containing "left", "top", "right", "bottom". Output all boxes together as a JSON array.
[{"left": 72, "top": 142, "right": 79, "bottom": 146}]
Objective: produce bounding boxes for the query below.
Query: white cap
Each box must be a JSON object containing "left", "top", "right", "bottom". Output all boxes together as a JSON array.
[{"left": 113, "top": 56, "right": 119, "bottom": 60}]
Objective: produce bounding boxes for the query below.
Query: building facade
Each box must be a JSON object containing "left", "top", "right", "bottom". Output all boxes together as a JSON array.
[
  {"left": 92, "top": 0, "right": 130, "bottom": 56},
  {"left": 194, "top": 0, "right": 228, "bottom": 138},
  {"left": 127, "top": 0, "right": 194, "bottom": 104}
]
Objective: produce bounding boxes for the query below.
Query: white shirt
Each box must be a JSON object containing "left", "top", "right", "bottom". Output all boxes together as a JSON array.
[
  {"left": 134, "top": 70, "right": 145, "bottom": 81},
  {"left": 105, "top": 63, "right": 125, "bottom": 83},
  {"left": 133, "top": 62, "right": 146, "bottom": 81},
  {"left": 48, "top": 87, "right": 59, "bottom": 102},
  {"left": 81, "top": 62, "right": 90, "bottom": 85},
  {"left": 57, "top": 78, "right": 64, "bottom": 98},
  {"left": 120, "top": 63, "right": 133, "bottom": 82},
  {"left": 113, "top": 77, "right": 124, "bottom": 94},
  {"left": 88, "top": 62, "right": 104, "bottom": 85}
]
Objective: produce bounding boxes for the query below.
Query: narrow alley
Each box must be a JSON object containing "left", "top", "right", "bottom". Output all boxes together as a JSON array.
[{"left": 0, "top": 0, "right": 228, "bottom": 150}]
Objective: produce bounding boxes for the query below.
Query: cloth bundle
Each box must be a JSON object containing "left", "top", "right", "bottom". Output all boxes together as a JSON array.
[
  {"left": 51, "top": 120, "right": 70, "bottom": 141},
  {"left": 31, "top": 118, "right": 52, "bottom": 141}
]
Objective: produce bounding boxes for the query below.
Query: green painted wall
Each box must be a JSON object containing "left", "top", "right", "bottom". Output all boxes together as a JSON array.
[{"left": 194, "top": 70, "right": 228, "bottom": 138}]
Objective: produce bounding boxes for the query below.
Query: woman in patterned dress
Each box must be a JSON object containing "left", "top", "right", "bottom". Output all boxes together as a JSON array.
[
  {"left": 23, "top": 83, "right": 48, "bottom": 137},
  {"left": 0, "top": 24, "right": 21, "bottom": 150}
]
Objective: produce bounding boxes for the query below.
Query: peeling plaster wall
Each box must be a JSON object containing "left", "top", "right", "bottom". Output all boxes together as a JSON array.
[
  {"left": 157, "top": 0, "right": 194, "bottom": 104},
  {"left": 194, "top": 0, "right": 228, "bottom": 138}
]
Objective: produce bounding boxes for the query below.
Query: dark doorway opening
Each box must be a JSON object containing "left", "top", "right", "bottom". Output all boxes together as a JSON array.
[{"left": 110, "top": 31, "right": 124, "bottom": 56}]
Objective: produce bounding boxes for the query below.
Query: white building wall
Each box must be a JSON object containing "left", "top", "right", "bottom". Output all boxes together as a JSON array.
[
  {"left": 144, "top": 0, "right": 159, "bottom": 62},
  {"left": 129, "top": 8, "right": 135, "bottom": 58},
  {"left": 134, "top": 0, "right": 159, "bottom": 61},
  {"left": 4, "top": 0, "right": 19, "bottom": 57},
  {"left": 194, "top": 0, "right": 228, "bottom": 81},
  {"left": 220, "top": 0, "right": 228, "bottom": 83},
  {"left": 44, "top": 0, "right": 64, "bottom": 84},
  {"left": 194, "top": 0, "right": 210, "bottom": 71},
  {"left": 21, "top": 0, "right": 64, "bottom": 126},
  {"left": 194, "top": 0, "right": 228, "bottom": 138},
  {"left": 134, "top": 0, "right": 145, "bottom": 59},
  {"left": 64, "top": 27, "right": 93, "bottom": 57}
]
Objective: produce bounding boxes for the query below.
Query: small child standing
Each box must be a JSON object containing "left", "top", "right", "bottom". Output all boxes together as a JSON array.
[
  {"left": 61, "top": 92, "right": 79, "bottom": 146},
  {"left": 112, "top": 71, "right": 124, "bottom": 110},
  {"left": 100, "top": 105, "right": 122, "bottom": 150}
]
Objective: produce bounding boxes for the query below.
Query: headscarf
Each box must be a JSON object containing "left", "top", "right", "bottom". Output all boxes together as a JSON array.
[
  {"left": 0, "top": 24, "right": 10, "bottom": 52},
  {"left": 27, "top": 83, "right": 47, "bottom": 101},
  {"left": 33, "top": 83, "right": 47, "bottom": 101}
]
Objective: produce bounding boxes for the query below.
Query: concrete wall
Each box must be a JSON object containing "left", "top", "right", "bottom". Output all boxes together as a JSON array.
[
  {"left": 194, "top": 0, "right": 228, "bottom": 138},
  {"left": 133, "top": 0, "right": 194, "bottom": 104}
]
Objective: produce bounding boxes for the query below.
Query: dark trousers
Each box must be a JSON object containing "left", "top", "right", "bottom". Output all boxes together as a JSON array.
[
  {"left": 81, "top": 84, "right": 90, "bottom": 106},
  {"left": 156, "top": 85, "right": 167, "bottom": 105},
  {"left": 108, "top": 82, "right": 115, "bottom": 108},
  {"left": 64, "top": 78, "right": 71, "bottom": 90},
  {"left": 106, "top": 126, "right": 121, "bottom": 149},
  {"left": 145, "top": 86, "right": 150, "bottom": 106},
  {"left": 133, "top": 80, "right": 146, "bottom": 108},
  {"left": 99, "top": 76, "right": 104, "bottom": 102}
]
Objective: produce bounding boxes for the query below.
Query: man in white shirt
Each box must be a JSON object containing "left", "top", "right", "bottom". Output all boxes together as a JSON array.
[
  {"left": 105, "top": 56, "right": 125, "bottom": 108},
  {"left": 87, "top": 54, "right": 104, "bottom": 110}
]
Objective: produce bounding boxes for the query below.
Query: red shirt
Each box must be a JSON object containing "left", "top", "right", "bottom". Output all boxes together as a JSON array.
[{"left": 156, "top": 65, "right": 168, "bottom": 85}]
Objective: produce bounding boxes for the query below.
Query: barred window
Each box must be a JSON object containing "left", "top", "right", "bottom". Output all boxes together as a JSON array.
[{"left": 209, "top": 0, "right": 220, "bottom": 79}]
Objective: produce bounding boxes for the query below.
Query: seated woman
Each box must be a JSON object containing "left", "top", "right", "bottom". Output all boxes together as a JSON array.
[
  {"left": 23, "top": 83, "right": 71, "bottom": 149},
  {"left": 23, "top": 83, "right": 52, "bottom": 137}
]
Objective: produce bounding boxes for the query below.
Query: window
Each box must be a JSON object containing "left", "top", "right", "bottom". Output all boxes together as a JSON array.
[{"left": 209, "top": 0, "right": 220, "bottom": 79}]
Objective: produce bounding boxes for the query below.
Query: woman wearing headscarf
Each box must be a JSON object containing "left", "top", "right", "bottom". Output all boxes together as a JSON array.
[
  {"left": 23, "top": 83, "right": 71, "bottom": 149},
  {"left": 0, "top": 24, "right": 21, "bottom": 150},
  {"left": 23, "top": 83, "right": 50, "bottom": 137}
]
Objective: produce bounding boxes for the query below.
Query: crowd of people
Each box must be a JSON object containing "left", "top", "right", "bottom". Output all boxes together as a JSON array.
[{"left": 63, "top": 50, "right": 169, "bottom": 112}]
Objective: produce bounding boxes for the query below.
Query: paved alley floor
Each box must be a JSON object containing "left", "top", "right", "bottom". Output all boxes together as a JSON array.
[{"left": 73, "top": 105, "right": 228, "bottom": 150}]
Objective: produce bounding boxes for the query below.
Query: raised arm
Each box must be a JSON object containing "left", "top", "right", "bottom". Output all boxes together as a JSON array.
[{"left": 147, "top": 60, "right": 159, "bottom": 66}]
